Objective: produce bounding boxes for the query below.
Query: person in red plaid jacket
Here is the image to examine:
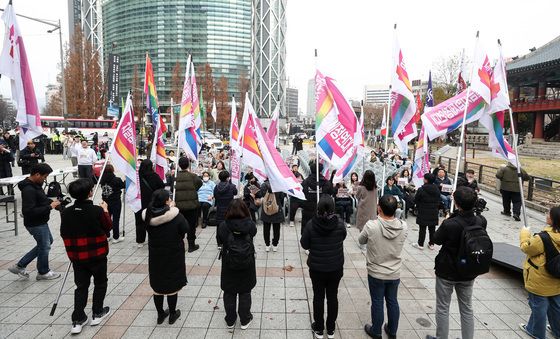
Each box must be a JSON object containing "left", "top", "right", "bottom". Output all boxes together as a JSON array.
[{"left": 60, "top": 178, "right": 113, "bottom": 334}]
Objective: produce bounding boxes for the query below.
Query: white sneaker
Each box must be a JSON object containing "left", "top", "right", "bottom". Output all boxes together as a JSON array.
[
  {"left": 411, "top": 243, "right": 424, "bottom": 250},
  {"left": 71, "top": 316, "right": 88, "bottom": 334},
  {"left": 272, "top": 246, "right": 278, "bottom": 252},
  {"left": 305, "top": 250, "right": 310, "bottom": 255},
  {"left": 289, "top": 221, "right": 295, "bottom": 227},
  {"left": 346, "top": 223, "right": 351, "bottom": 228},
  {"left": 112, "top": 237, "right": 124, "bottom": 244},
  {"left": 265, "top": 246, "right": 271, "bottom": 252},
  {"left": 90, "top": 306, "right": 111, "bottom": 326},
  {"left": 36, "top": 271, "right": 61, "bottom": 281},
  {"left": 137, "top": 243, "right": 144, "bottom": 248},
  {"left": 8, "top": 265, "right": 29, "bottom": 279},
  {"left": 240, "top": 315, "right": 253, "bottom": 330}
]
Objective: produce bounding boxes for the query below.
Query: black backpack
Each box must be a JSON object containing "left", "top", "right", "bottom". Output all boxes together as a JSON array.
[
  {"left": 46, "top": 181, "right": 62, "bottom": 198},
  {"left": 221, "top": 226, "right": 254, "bottom": 271},
  {"left": 538, "top": 231, "right": 560, "bottom": 278},
  {"left": 456, "top": 217, "right": 493, "bottom": 279}
]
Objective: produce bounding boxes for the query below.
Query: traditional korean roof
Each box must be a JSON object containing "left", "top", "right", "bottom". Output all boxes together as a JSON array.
[{"left": 506, "top": 35, "right": 560, "bottom": 73}]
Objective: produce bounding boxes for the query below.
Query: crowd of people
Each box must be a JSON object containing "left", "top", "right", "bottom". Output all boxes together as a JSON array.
[{"left": 2, "top": 143, "right": 559, "bottom": 339}]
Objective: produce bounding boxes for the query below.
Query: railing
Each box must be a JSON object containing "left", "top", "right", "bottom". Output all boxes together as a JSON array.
[{"left": 430, "top": 155, "right": 560, "bottom": 211}]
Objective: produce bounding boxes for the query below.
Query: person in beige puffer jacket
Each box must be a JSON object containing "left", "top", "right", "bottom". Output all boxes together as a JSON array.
[{"left": 519, "top": 206, "right": 560, "bottom": 339}]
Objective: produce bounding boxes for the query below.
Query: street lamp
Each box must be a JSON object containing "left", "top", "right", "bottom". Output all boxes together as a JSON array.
[{"left": 46, "top": 20, "right": 67, "bottom": 120}]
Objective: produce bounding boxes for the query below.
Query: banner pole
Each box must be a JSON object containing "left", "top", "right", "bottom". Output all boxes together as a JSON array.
[
  {"left": 381, "top": 24, "right": 397, "bottom": 197},
  {"left": 498, "top": 39, "right": 529, "bottom": 228},
  {"left": 314, "top": 49, "right": 320, "bottom": 203},
  {"left": 450, "top": 31, "right": 479, "bottom": 212},
  {"left": 122, "top": 188, "right": 126, "bottom": 237}
]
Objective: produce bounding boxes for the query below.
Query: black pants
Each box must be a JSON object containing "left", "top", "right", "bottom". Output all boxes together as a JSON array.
[
  {"left": 223, "top": 291, "right": 252, "bottom": 325},
  {"left": 107, "top": 200, "right": 121, "bottom": 239},
  {"left": 292, "top": 145, "right": 297, "bottom": 155},
  {"left": 134, "top": 210, "right": 146, "bottom": 243},
  {"left": 72, "top": 258, "right": 108, "bottom": 322},
  {"left": 301, "top": 207, "right": 315, "bottom": 235},
  {"left": 263, "top": 222, "right": 280, "bottom": 247},
  {"left": 289, "top": 198, "right": 304, "bottom": 222},
  {"left": 335, "top": 199, "right": 353, "bottom": 223},
  {"left": 500, "top": 189, "right": 522, "bottom": 216},
  {"left": 78, "top": 165, "right": 93, "bottom": 180},
  {"left": 310, "top": 269, "right": 343, "bottom": 333},
  {"left": 418, "top": 225, "right": 436, "bottom": 247},
  {"left": 180, "top": 209, "right": 198, "bottom": 246},
  {"left": 200, "top": 202, "right": 211, "bottom": 226}
]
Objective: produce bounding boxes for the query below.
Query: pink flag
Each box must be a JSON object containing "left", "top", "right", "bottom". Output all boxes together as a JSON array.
[
  {"left": 229, "top": 96, "right": 241, "bottom": 185},
  {"left": 253, "top": 116, "right": 305, "bottom": 200},
  {"left": 240, "top": 94, "right": 267, "bottom": 182},
  {"left": 411, "top": 126, "right": 430, "bottom": 187},
  {"left": 0, "top": 3, "right": 42, "bottom": 149},
  {"left": 470, "top": 40, "right": 493, "bottom": 105},
  {"left": 267, "top": 103, "right": 280, "bottom": 147}
]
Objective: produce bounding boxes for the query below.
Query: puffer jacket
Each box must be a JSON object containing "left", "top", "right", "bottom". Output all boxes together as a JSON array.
[
  {"left": 175, "top": 171, "right": 203, "bottom": 211},
  {"left": 214, "top": 181, "right": 238, "bottom": 222},
  {"left": 496, "top": 163, "right": 529, "bottom": 192},
  {"left": 520, "top": 226, "right": 560, "bottom": 297},
  {"left": 300, "top": 214, "right": 347, "bottom": 272}
]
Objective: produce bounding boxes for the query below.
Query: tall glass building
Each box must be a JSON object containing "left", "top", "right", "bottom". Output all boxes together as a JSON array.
[{"left": 102, "top": 0, "right": 252, "bottom": 106}]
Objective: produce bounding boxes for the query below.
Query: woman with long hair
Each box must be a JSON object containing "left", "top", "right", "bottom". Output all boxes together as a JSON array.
[
  {"left": 136, "top": 159, "right": 165, "bottom": 246},
  {"left": 217, "top": 199, "right": 257, "bottom": 331},
  {"left": 143, "top": 189, "right": 188, "bottom": 325},
  {"left": 355, "top": 170, "right": 378, "bottom": 232},
  {"left": 519, "top": 206, "right": 560, "bottom": 339},
  {"left": 100, "top": 164, "right": 125, "bottom": 243},
  {"left": 301, "top": 196, "right": 346, "bottom": 338}
]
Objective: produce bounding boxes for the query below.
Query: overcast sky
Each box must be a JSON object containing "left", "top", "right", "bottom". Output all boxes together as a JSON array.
[{"left": 1, "top": 0, "right": 559, "bottom": 113}]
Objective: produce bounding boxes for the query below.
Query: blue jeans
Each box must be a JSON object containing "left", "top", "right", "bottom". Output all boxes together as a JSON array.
[
  {"left": 367, "top": 275, "right": 400, "bottom": 336},
  {"left": 526, "top": 292, "right": 560, "bottom": 339},
  {"left": 17, "top": 224, "right": 53, "bottom": 275},
  {"left": 440, "top": 194, "right": 451, "bottom": 210}
]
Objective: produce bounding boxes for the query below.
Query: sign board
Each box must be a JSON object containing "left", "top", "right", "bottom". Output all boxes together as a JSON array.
[
  {"left": 441, "top": 184, "right": 453, "bottom": 193},
  {"left": 107, "top": 54, "right": 121, "bottom": 104},
  {"left": 107, "top": 105, "right": 120, "bottom": 118},
  {"left": 336, "top": 188, "right": 350, "bottom": 198},
  {"left": 397, "top": 177, "right": 408, "bottom": 187}
]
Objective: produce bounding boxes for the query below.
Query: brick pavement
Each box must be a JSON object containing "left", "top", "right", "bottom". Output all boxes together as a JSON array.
[{"left": 0, "top": 154, "right": 545, "bottom": 338}]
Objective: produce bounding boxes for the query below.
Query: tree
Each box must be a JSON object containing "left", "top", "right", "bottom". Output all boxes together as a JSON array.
[
  {"left": 238, "top": 69, "right": 250, "bottom": 104},
  {"left": 215, "top": 76, "right": 229, "bottom": 129},
  {"left": 363, "top": 104, "right": 385, "bottom": 132},
  {"left": 64, "top": 25, "right": 86, "bottom": 117},
  {"left": 84, "top": 44, "right": 104, "bottom": 118},
  {"left": 432, "top": 52, "right": 467, "bottom": 102},
  {"left": 131, "top": 64, "right": 142, "bottom": 112},
  {"left": 0, "top": 95, "right": 17, "bottom": 128},
  {"left": 170, "top": 61, "right": 183, "bottom": 104},
  {"left": 198, "top": 63, "right": 215, "bottom": 128}
]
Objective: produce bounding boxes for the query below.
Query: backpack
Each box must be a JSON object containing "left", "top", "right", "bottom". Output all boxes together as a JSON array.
[
  {"left": 46, "top": 181, "right": 62, "bottom": 198},
  {"left": 538, "top": 231, "right": 560, "bottom": 278},
  {"left": 221, "top": 226, "right": 254, "bottom": 270},
  {"left": 456, "top": 217, "right": 493, "bottom": 279},
  {"left": 262, "top": 191, "right": 279, "bottom": 215}
]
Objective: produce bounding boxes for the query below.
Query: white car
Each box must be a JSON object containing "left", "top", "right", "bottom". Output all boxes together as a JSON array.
[{"left": 200, "top": 131, "right": 224, "bottom": 149}]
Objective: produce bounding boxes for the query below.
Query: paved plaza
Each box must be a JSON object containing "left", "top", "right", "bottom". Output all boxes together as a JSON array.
[{"left": 0, "top": 155, "right": 546, "bottom": 339}]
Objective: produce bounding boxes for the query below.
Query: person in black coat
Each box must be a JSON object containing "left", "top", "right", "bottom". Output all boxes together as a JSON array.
[
  {"left": 260, "top": 180, "right": 285, "bottom": 251},
  {"left": 301, "top": 196, "right": 347, "bottom": 338},
  {"left": 135, "top": 159, "right": 165, "bottom": 246},
  {"left": 216, "top": 199, "right": 257, "bottom": 330},
  {"left": 214, "top": 170, "right": 238, "bottom": 226},
  {"left": 301, "top": 160, "right": 334, "bottom": 235},
  {"left": 18, "top": 141, "right": 44, "bottom": 175},
  {"left": 413, "top": 173, "right": 441, "bottom": 250},
  {"left": 100, "top": 164, "right": 125, "bottom": 242},
  {"left": 243, "top": 172, "right": 262, "bottom": 222},
  {"left": 0, "top": 141, "right": 14, "bottom": 195},
  {"left": 143, "top": 189, "right": 188, "bottom": 325}
]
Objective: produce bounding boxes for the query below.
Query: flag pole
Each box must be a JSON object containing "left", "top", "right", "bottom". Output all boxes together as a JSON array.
[
  {"left": 361, "top": 100, "right": 366, "bottom": 171},
  {"left": 381, "top": 24, "right": 397, "bottom": 196},
  {"left": 499, "top": 39, "right": 529, "bottom": 229},
  {"left": 173, "top": 55, "right": 191, "bottom": 201},
  {"left": 314, "top": 49, "right": 320, "bottom": 203},
  {"left": 450, "top": 31, "right": 479, "bottom": 211},
  {"left": 122, "top": 189, "right": 126, "bottom": 237}
]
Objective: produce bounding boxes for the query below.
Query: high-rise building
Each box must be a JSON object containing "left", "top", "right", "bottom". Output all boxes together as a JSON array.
[
  {"left": 306, "top": 78, "right": 315, "bottom": 117},
  {"left": 68, "top": 0, "right": 104, "bottom": 69},
  {"left": 363, "top": 84, "right": 389, "bottom": 105},
  {"left": 411, "top": 79, "right": 428, "bottom": 99},
  {"left": 251, "top": 0, "right": 287, "bottom": 118},
  {"left": 286, "top": 87, "right": 298, "bottom": 118},
  {"left": 102, "top": 0, "right": 252, "bottom": 106}
]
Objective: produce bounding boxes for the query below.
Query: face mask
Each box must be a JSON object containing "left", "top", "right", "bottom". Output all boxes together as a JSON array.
[{"left": 203, "top": 177, "right": 209, "bottom": 182}]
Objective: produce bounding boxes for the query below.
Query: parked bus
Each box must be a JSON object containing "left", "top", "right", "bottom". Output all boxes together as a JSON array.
[{"left": 40, "top": 116, "right": 118, "bottom": 139}]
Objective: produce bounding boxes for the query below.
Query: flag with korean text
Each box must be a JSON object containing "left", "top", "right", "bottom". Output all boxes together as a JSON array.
[
  {"left": 229, "top": 96, "right": 241, "bottom": 185},
  {"left": 109, "top": 94, "right": 141, "bottom": 212},
  {"left": 315, "top": 70, "right": 358, "bottom": 169},
  {"left": 390, "top": 32, "right": 417, "bottom": 154},
  {"left": 253, "top": 114, "right": 305, "bottom": 200},
  {"left": 0, "top": 3, "right": 42, "bottom": 149},
  {"left": 144, "top": 54, "right": 168, "bottom": 179},
  {"left": 240, "top": 94, "right": 267, "bottom": 181}
]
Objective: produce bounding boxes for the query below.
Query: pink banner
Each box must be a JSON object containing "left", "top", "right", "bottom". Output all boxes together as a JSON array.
[{"left": 230, "top": 149, "right": 241, "bottom": 186}]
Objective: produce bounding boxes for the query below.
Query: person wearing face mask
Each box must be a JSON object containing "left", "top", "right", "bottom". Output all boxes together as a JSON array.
[
  {"left": 197, "top": 171, "right": 216, "bottom": 228},
  {"left": 243, "top": 172, "right": 262, "bottom": 222}
]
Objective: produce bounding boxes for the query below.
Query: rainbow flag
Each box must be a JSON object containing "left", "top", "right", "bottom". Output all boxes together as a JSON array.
[
  {"left": 332, "top": 146, "right": 358, "bottom": 184},
  {"left": 109, "top": 94, "right": 141, "bottom": 212},
  {"left": 412, "top": 125, "right": 430, "bottom": 188},
  {"left": 240, "top": 94, "right": 266, "bottom": 182},
  {"left": 190, "top": 61, "right": 203, "bottom": 151},
  {"left": 390, "top": 30, "right": 417, "bottom": 154},
  {"left": 144, "top": 54, "right": 168, "bottom": 179},
  {"left": 178, "top": 55, "right": 198, "bottom": 160},
  {"left": 315, "top": 70, "right": 357, "bottom": 169},
  {"left": 229, "top": 96, "right": 241, "bottom": 185}
]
